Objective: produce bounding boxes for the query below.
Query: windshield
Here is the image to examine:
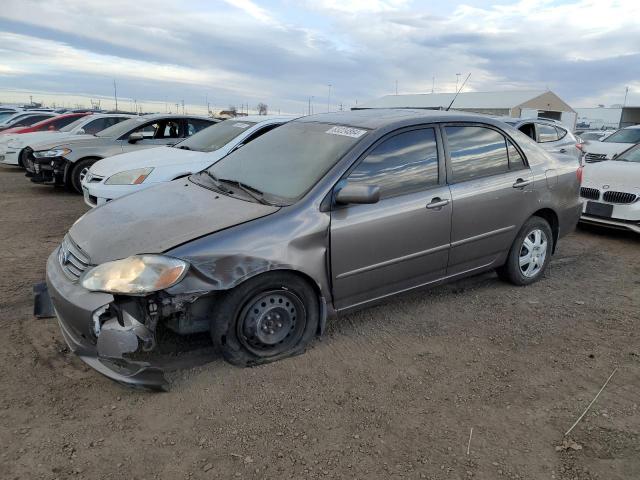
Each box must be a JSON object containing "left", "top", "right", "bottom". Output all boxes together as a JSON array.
[
  {"left": 616, "top": 144, "right": 640, "bottom": 163},
  {"left": 174, "top": 120, "right": 256, "bottom": 152},
  {"left": 603, "top": 128, "right": 640, "bottom": 144},
  {"left": 59, "top": 117, "right": 89, "bottom": 132},
  {"left": 0, "top": 112, "right": 16, "bottom": 122},
  {"left": 95, "top": 116, "right": 145, "bottom": 137},
  {"left": 203, "top": 121, "right": 368, "bottom": 204}
]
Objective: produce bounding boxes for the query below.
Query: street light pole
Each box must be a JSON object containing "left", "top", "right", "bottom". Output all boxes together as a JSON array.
[{"left": 327, "top": 84, "right": 332, "bottom": 113}]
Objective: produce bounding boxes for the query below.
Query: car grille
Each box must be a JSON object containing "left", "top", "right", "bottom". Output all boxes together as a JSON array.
[
  {"left": 58, "top": 235, "right": 91, "bottom": 281},
  {"left": 584, "top": 153, "right": 607, "bottom": 162},
  {"left": 580, "top": 187, "right": 600, "bottom": 200},
  {"left": 602, "top": 191, "right": 637, "bottom": 204}
]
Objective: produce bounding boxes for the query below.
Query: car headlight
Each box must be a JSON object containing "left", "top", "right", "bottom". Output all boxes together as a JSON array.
[
  {"left": 33, "top": 147, "right": 71, "bottom": 158},
  {"left": 105, "top": 167, "right": 154, "bottom": 185},
  {"left": 81, "top": 255, "right": 188, "bottom": 294}
]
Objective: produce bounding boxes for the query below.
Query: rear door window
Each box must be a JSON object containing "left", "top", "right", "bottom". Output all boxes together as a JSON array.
[
  {"left": 537, "top": 124, "right": 559, "bottom": 143},
  {"left": 347, "top": 128, "right": 439, "bottom": 199},
  {"left": 445, "top": 126, "right": 509, "bottom": 182}
]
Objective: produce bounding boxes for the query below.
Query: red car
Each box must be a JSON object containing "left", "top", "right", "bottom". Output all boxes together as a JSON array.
[{"left": 0, "top": 113, "right": 90, "bottom": 135}]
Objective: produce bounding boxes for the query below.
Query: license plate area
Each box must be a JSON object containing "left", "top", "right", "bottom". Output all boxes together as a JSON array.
[{"left": 586, "top": 201, "right": 613, "bottom": 218}]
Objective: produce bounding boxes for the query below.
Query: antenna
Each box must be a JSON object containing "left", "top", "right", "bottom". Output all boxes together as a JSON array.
[{"left": 445, "top": 73, "right": 471, "bottom": 111}]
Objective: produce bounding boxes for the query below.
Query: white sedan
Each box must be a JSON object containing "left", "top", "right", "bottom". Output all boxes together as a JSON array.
[
  {"left": 579, "top": 143, "right": 640, "bottom": 233},
  {"left": 582, "top": 125, "right": 640, "bottom": 163},
  {"left": 81, "top": 115, "right": 296, "bottom": 207},
  {"left": 0, "top": 113, "right": 133, "bottom": 167}
]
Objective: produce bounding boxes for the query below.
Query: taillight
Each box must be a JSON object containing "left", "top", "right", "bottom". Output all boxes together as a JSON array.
[{"left": 577, "top": 166, "right": 584, "bottom": 184}]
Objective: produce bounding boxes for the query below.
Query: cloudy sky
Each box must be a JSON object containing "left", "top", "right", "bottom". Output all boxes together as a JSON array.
[{"left": 0, "top": 0, "right": 638, "bottom": 114}]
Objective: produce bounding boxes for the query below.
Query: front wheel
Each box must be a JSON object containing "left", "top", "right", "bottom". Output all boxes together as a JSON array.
[
  {"left": 497, "top": 217, "right": 553, "bottom": 286},
  {"left": 69, "top": 159, "right": 96, "bottom": 193},
  {"left": 211, "top": 272, "right": 319, "bottom": 367}
]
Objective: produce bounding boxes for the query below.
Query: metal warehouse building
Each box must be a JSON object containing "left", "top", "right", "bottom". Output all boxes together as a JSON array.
[{"left": 354, "top": 90, "right": 577, "bottom": 128}]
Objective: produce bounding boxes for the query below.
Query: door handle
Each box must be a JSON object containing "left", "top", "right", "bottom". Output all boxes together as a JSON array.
[
  {"left": 512, "top": 178, "right": 532, "bottom": 189},
  {"left": 559, "top": 148, "right": 567, "bottom": 153},
  {"left": 426, "top": 197, "right": 449, "bottom": 209}
]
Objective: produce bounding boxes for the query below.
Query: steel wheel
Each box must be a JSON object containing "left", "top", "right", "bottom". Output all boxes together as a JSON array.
[
  {"left": 236, "top": 289, "right": 307, "bottom": 357},
  {"left": 519, "top": 228, "right": 548, "bottom": 278}
]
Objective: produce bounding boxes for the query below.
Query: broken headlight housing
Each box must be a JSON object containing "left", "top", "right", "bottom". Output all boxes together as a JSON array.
[
  {"left": 81, "top": 255, "right": 188, "bottom": 294},
  {"left": 105, "top": 167, "right": 154, "bottom": 185}
]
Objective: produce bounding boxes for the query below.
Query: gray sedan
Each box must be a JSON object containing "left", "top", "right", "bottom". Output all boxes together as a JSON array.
[
  {"left": 28, "top": 114, "right": 217, "bottom": 192},
  {"left": 44, "top": 109, "right": 582, "bottom": 389}
]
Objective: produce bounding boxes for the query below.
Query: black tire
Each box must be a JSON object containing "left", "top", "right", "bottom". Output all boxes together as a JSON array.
[
  {"left": 69, "top": 158, "right": 96, "bottom": 193},
  {"left": 211, "top": 272, "right": 319, "bottom": 367},
  {"left": 497, "top": 216, "right": 554, "bottom": 286}
]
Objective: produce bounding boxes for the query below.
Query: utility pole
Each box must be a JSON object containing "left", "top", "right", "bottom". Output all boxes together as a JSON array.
[
  {"left": 113, "top": 80, "right": 118, "bottom": 111},
  {"left": 623, "top": 86, "right": 629, "bottom": 107},
  {"left": 182, "top": 100, "right": 185, "bottom": 114},
  {"left": 395, "top": 80, "right": 398, "bottom": 95},
  {"left": 327, "top": 84, "right": 332, "bottom": 113},
  {"left": 431, "top": 76, "right": 435, "bottom": 94}
]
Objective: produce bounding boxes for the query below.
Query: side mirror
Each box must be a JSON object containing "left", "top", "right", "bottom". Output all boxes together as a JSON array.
[
  {"left": 128, "top": 132, "right": 145, "bottom": 143},
  {"left": 612, "top": 153, "right": 618, "bottom": 159},
  {"left": 335, "top": 183, "right": 380, "bottom": 205},
  {"left": 76, "top": 128, "right": 85, "bottom": 135}
]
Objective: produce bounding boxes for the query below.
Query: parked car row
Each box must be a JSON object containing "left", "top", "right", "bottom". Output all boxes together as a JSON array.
[{"left": 17, "top": 109, "right": 587, "bottom": 389}]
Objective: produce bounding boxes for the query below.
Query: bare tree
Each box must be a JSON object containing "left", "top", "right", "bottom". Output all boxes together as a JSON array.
[
  {"left": 257, "top": 103, "right": 268, "bottom": 115},
  {"left": 228, "top": 105, "right": 238, "bottom": 116}
]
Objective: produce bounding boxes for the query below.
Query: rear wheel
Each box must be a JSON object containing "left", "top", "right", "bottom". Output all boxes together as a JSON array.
[
  {"left": 497, "top": 216, "right": 553, "bottom": 286},
  {"left": 69, "top": 158, "right": 96, "bottom": 193},
  {"left": 211, "top": 272, "right": 319, "bottom": 367}
]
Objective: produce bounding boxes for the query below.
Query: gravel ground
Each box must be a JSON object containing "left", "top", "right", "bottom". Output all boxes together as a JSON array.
[{"left": 0, "top": 165, "right": 638, "bottom": 480}]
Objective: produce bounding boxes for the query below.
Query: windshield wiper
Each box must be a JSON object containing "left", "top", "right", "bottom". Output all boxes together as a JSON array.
[
  {"left": 217, "top": 178, "right": 270, "bottom": 205},
  {"left": 203, "top": 171, "right": 232, "bottom": 193}
]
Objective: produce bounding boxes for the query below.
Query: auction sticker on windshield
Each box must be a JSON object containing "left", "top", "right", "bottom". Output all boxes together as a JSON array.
[
  {"left": 233, "top": 123, "right": 251, "bottom": 128},
  {"left": 326, "top": 126, "right": 367, "bottom": 138}
]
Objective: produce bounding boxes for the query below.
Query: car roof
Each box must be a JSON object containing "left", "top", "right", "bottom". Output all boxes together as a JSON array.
[
  {"left": 139, "top": 113, "right": 215, "bottom": 121},
  {"left": 224, "top": 114, "right": 300, "bottom": 123},
  {"left": 295, "top": 108, "right": 501, "bottom": 130}
]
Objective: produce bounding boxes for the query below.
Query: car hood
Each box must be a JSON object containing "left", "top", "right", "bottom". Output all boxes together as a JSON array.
[
  {"left": 90, "top": 146, "right": 214, "bottom": 177},
  {"left": 11, "top": 131, "right": 71, "bottom": 146},
  {"left": 31, "top": 134, "right": 109, "bottom": 152},
  {"left": 69, "top": 179, "right": 279, "bottom": 264},
  {"left": 583, "top": 161, "right": 640, "bottom": 192},
  {"left": 583, "top": 141, "right": 634, "bottom": 158}
]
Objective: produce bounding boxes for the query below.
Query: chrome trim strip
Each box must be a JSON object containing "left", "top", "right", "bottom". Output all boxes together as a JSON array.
[
  {"left": 335, "top": 243, "right": 451, "bottom": 280},
  {"left": 451, "top": 225, "right": 515, "bottom": 248}
]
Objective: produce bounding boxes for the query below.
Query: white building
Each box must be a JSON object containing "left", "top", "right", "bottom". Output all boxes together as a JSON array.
[
  {"left": 354, "top": 90, "right": 577, "bottom": 129},
  {"left": 575, "top": 106, "right": 640, "bottom": 130}
]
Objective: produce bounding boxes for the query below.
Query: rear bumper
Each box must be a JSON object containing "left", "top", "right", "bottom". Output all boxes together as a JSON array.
[
  {"left": 45, "top": 250, "right": 167, "bottom": 389},
  {"left": 558, "top": 202, "right": 582, "bottom": 239}
]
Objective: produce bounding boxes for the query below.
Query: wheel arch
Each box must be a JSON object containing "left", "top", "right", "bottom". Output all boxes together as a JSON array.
[
  {"left": 63, "top": 155, "right": 103, "bottom": 185},
  {"left": 530, "top": 208, "right": 559, "bottom": 253},
  {"left": 236, "top": 268, "right": 328, "bottom": 336}
]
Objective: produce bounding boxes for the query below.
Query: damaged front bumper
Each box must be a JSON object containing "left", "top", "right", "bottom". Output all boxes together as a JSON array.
[{"left": 45, "top": 251, "right": 168, "bottom": 390}]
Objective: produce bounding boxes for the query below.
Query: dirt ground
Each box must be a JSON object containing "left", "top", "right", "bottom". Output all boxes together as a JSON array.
[{"left": 0, "top": 165, "right": 638, "bottom": 480}]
